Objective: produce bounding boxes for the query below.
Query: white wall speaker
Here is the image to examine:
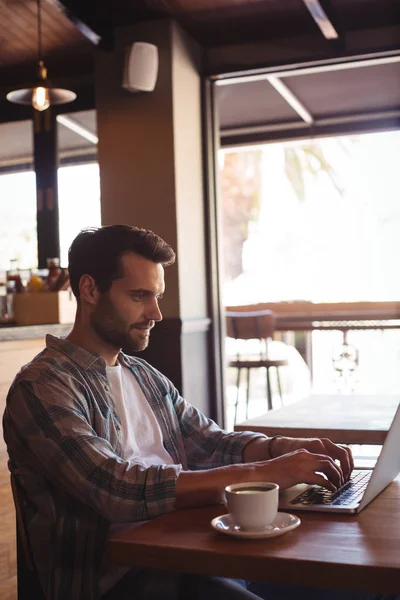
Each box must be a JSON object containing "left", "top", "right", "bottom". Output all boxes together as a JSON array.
[{"left": 122, "top": 42, "right": 159, "bottom": 93}]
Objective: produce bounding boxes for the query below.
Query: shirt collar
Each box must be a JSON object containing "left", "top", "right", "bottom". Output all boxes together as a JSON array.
[
  {"left": 45, "top": 334, "right": 137, "bottom": 372},
  {"left": 45, "top": 334, "right": 106, "bottom": 371}
]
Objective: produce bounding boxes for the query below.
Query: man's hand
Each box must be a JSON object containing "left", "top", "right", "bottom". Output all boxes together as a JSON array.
[
  {"left": 269, "top": 436, "right": 354, "bottom": 483},
  {"left": 177, "top": 435, "right": 354, "bottom": 510},
  {"left": 176, "top": 447, "right": 344, "bottom": 509},
  {"left": 260, "top": 448, "right": 345, "bottom": 491}
]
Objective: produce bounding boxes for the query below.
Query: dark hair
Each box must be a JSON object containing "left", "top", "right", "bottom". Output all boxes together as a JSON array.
[{"left": 68, "top": 225, "right": 176, "bottom": 299}]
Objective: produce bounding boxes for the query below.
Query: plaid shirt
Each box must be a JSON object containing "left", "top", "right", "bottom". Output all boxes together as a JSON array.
[{"left": 3, "top": 335, "right": 267, "bottom": 600}]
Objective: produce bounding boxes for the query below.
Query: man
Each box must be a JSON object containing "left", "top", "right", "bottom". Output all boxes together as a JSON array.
[{"left": 3, "top": 225, "right": 368, "bottom": 600}]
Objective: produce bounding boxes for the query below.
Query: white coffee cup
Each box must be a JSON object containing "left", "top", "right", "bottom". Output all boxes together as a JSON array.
[{"left": 223, "top": 482, "right": 279, "bottom": 530}]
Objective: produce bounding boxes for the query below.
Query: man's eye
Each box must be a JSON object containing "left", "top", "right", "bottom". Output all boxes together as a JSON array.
[
  {"left": 132, "top": 293, "right": 145, "bottom": 301},
  {"left": 157, "top": 294, "right": 164, "bottom": 301}
]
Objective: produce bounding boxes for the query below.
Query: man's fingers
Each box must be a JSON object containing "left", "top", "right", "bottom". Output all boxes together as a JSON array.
[
  {"left": 294, "top": 449, "right": 343, "bottom": 488},
  {"left": 315, "top": 455, "right": 343, "bottom": 488},
  {"left": 271, "top": 448, "right": 349, "bottom": 490},
  {"left": 322, "top": 439, "right": 354, "bottom": 480},
  {"left": 343, "top": 444, "right": 355, "bottom": 472},
  {"left": 305, "top": 473, "right": 337, "bottom": 492},
  {"left": 338, "top": 444, "right": 354, "bottom": 479},
  {"left": 286, "top": 438, "right": 355, "bottom": 483}
]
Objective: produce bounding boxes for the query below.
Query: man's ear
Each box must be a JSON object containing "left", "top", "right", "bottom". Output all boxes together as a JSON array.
[{"left": 79, "top": 275, "right": 99, "bottom": 305}]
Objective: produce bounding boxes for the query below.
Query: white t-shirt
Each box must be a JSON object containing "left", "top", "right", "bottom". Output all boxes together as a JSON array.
[
  {"left": 99, "top": 363, "right": 174, "bottom": 596},
  {"left": 106, "top": 363, "right": 174, "bottom": 468}
]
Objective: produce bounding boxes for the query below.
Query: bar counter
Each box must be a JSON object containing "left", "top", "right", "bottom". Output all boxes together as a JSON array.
[
  {"left": 0, "top": 325, "right": 73, "bottom": 407},
  {"left": 0, "top": 323, "right": 72, "bottom": 341}
]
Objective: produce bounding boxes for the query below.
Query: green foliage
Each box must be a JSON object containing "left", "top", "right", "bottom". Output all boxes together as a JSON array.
[
  {"left": 221, "top": 139, "right": 349, "bottom": 282},
  {"left": 284, "top": 143, "right": 346, "bottom": 202},
  {"left": 220, "top": 150, "right": 262, "bottom": 280}
]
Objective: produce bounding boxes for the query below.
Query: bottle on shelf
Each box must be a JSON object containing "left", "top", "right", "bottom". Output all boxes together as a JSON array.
[
  {"left": 46, "top": 258, "right": 61, "bottom": 291},
  {"left": 27, "top": 270, "right": 45, "bottom": 293},
  {"left": 7, "top": 258, "right": 24, "bottom": 294}
]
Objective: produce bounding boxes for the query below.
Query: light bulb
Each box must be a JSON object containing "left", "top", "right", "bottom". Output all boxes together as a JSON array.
[{"left": 32, "top": 86, "right": 50, "bottom": 111}]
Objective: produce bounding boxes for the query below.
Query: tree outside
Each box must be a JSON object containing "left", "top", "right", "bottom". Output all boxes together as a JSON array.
[{"left": 219, "top": 131, "right": 400, "bottom": 428}]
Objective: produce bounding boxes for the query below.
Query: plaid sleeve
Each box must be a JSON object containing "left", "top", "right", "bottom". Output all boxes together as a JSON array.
[
  {"left": 5, "top": 378, "right": 181, "bottom": 522},
  {"left": 170, "top": 386, "right": 268, "bottom": 469}
]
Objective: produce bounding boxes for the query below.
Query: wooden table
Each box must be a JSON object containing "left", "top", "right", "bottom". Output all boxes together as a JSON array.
[
  {"left": 227, "top": 301, "right": 400, "bottom": 328},
  {"left": 108, "top": 477, "right": 400, "bottom": 595},
  {"left": 234, "top": 394, "right": 400, "bottom": 445},
  {"left": 226, "top": 301, "right": 400, "bottom": 332}
]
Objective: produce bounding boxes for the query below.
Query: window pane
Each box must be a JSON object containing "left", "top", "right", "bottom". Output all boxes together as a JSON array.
[
  {"left": 0, "top": 171, "right": 37, "bottom": 270},
  {"left": 219, "top": 130, "right": 400, "bottom": 304},
  {"left": 58, "top": 163, "right": 101, "bottom": 267}
]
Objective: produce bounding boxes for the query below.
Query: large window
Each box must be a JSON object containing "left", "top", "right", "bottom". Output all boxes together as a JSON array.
[
  {"left": 220, "top": 129, "right": 400, "bottom": 419},
  {"left": 0, "top": 110, "right": 99, "bottom": 274},
  {"left": 220, "top": 130, "right": 400, "bottom": 306},
  {"left": 58, "top": 163, "right": 101, "bottom": 266},
  {"left": 0, "top": 171, "right": 37, "bottom": 271},
  {"left": 0, "top": 162, "right": 101, "bottom": 272}
]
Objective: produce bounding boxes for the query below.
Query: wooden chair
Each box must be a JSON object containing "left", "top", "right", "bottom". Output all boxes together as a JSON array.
[
  {"left": 226, "top": 309, "right": 288, "bottom": 424},
  {"left": 10, "top": 474, "right": 46, "bottom": 600}
]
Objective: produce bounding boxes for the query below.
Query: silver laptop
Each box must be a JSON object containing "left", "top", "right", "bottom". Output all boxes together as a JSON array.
[{"left": 279, "top": 402, "right": 400, "bottom": 514}]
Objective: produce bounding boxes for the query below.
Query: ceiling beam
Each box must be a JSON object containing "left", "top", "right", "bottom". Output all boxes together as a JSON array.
[
  {"left": 266, "top": 76, "right": 314, "bottom": 124},
  {"left": 205, "top": 23, "right": 400, "bottom": 79},
  {"left": 220, "top": 110, "right": 400, "bottom": 148},
  {"left": 221, "top": 109, "right": 400, "bottom": 138},
  {"left": 45, "top": 0, "right": 114, "bottom": 50},
  {"left": 263, "top": 54, "right": 400, "bottom": 79},
  {"left": 302, "top": 0, "right": 339, "bottom": 40},
  {"left": 57, "top": 114, "right": 98, "bottom": 144},
  {"left": 215, "top": 50, "right": 400, "bottom": 86}
]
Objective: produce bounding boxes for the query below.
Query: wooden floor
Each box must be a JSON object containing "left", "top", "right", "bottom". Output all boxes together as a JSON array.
[{"left": 0, "top": 338, "right": 44, "bottom": 600}]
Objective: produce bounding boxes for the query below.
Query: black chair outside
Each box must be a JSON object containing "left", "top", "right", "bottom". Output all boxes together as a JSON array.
[
  {"left": 10, "top": 474, "right": 46, "bottom": 600},
  {"left": 226, "top": 309, "right": 289, "bottom": 424}
]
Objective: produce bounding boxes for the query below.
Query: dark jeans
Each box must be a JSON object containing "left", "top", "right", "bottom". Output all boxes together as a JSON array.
[
  {"left": 102, "top": 570, "right": 255, "bottom": 599},
  {"left": 102, "top": 568, "right": 399, "bottom": 600}
]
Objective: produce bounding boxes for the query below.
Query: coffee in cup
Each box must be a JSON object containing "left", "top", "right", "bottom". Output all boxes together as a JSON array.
[{"left": 223, "top": 482, "right": 279, "bottom": 530}]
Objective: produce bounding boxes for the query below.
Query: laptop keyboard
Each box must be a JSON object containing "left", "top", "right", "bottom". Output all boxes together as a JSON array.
[{"left": 291, "top": 469, "right": 372, "bottom": 507}]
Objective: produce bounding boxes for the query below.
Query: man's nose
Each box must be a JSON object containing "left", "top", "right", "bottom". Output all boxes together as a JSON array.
[{"left": 147, "top": 299, "right": 163, "bottom": 322}]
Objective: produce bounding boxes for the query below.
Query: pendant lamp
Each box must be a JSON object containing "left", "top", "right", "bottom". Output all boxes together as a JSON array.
[{"left": 6, "top": 0, "right": 76, "bottom": 111}]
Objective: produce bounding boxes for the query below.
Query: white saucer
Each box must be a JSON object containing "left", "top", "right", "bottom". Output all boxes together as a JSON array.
[{"left": 211, "top": 512, "right": 301, "bottom": 539}]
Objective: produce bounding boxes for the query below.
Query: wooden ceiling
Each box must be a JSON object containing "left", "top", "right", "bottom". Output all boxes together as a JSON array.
[
  {"left": 109, "top": 0, "right": 400, "bottom": 43},
  {"left": 0, "top": 1, "right": 86, "bottom": 68},
  {"left": 0, "top": 0, "right": 399, "bottom": 91},
  {"left": 0, "top": 1, "right": 93, "bottom": 88}
]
